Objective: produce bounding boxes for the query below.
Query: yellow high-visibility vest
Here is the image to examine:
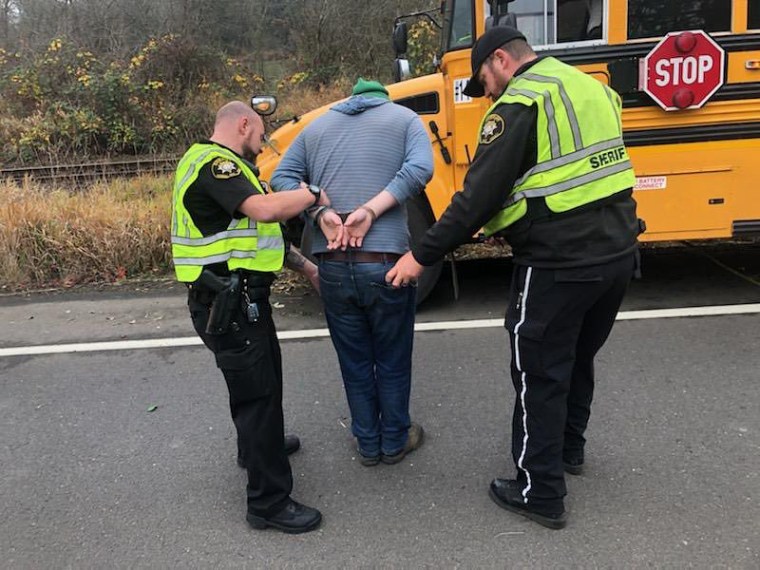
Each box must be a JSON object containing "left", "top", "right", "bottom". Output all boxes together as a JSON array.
[
  {"left": 483, "top": 57, "right": 635, "bottom": 235},
  {"left": 171, "top": 143, "right": 284, "bottom": 282}
]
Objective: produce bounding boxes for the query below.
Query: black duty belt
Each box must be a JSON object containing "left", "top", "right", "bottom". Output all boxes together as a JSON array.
[
  {"left": 187, "top": 269, "right": 277, "bottom": 334},
  {"left": 188, "top": 270, "right": 273, "bottom": 304}
]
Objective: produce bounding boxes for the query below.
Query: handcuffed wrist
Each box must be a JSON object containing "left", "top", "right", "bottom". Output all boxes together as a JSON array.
[
  {"left": 313, "top": 206, "right": 329, "bottom": 227},
  {"left": 359, "top": 205, "right": 377, "bottom": 222}
]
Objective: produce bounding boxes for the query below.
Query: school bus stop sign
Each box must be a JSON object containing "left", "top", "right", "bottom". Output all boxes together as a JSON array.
[{"left": 640, "top": 30, "right": 725, "bottom": 111}]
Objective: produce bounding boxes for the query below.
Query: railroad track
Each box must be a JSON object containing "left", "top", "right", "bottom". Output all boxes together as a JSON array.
[{"left": 0, "top": 156, "right": 180, "bottom": 186}]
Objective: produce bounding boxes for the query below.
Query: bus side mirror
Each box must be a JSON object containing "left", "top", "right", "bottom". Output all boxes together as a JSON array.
[
  {"left": 485, "top": 13, "right": 518, "bottom": 31},
  {"left": 393, "top": 21, "right": 408, "bottom": 56},
  {"left": 393, "top": 58, "right": 412, "bottom": 83},
  {"left": 250, "top": 96, "right": 277, "bottom": 116}
]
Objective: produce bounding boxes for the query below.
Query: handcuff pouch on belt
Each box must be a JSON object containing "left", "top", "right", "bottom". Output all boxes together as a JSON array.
[
  {"left": 240, "top": 274, "right": 271, "bottom": 325},
  {"left": 195, "top": 269, "right": 241, "bottom": 335}
]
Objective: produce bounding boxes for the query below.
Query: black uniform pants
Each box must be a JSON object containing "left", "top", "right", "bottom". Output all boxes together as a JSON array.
[
  {"left": 189, "top": 292, "right": 293, "bottom": 517},
  {"left": 505, "top": 253, "right": 635, "bottom": 515}
]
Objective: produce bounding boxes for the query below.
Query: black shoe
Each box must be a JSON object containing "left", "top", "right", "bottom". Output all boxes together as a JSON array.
[
  {"left": 488, "top": 478, "right": 567, "bottom": 530},
  {"left": 380, "top": 422, "right": 424, "bottom": 465},
  {"left": 237, "top": 435, "right": 302, "bottom": 468},
  {"left": 284, "top": 434, "right": 301, "bottom": 456},
  {"left": 563, "top": 456, "right": 584, "bottom": 476},
  {"left": 247, "top": 499, "right": 322, "bottom": 534}
]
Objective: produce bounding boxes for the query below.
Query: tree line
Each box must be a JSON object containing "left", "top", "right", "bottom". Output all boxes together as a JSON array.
[
  {"left": 3, "top": 1, "right": 429, "bottom": 65},
  {"left": 0, "top": 0, "right": 439, "bottom": 166}
]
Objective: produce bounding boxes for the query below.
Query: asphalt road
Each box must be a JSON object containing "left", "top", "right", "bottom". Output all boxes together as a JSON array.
[{"left": 1, "top": 243, "right": 759, "bottom": 568}]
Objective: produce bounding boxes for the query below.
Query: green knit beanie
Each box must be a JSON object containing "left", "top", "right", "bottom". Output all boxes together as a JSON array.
[{"left": 351, "top": 77, "right": 389, "bottom": 100}]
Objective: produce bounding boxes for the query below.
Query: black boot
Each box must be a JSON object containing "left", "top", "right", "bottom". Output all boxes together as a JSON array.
[
  {"left": 488, "top": 478, "right": 567, "bottom": 530},
  {"left": 247, "top": 499, "right": 322, "bottom": 534}
]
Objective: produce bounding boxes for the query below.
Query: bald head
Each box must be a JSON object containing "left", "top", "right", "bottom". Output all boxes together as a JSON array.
[
  {"left": 210, "top": 101, "right": 265, "bottom": 161},
  {"left": 215, "top": 101, "right": 258, "bottom": 127}
]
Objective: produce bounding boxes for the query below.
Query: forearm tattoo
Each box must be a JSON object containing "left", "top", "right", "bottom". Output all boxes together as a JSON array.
[{"left": 286, "top": 249, "right": 307, "bottom": 270}]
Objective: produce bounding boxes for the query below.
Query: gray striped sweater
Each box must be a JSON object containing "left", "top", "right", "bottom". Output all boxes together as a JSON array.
[{"left": 270, "top": 96, "right": 434, "bottom": 255}]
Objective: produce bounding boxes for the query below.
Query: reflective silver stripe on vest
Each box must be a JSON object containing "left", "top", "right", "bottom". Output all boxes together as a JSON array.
[
  {"left": 173, "top": 148, "right": 217, "bottom": 236},
  {"left": 228, "top": 217, "right": 252, "bottom": 230},
  {"left": 176, "top": 148, "right": 217, "bottom": 191},
  {"left": 504, "top": 160, "right": 633, "bottom": 207},
  {"left": 513, "top": 136, "right": 626, "bottom": 188},
  {"left": 171, "top": 228, "right": 259, "bottom": 247},
  {"left": 257, "top": 236, "right": 285, "bottom": 250},
  {"left": 173, "top": 236, "right": 284, "bottom": 265},
  {"left": 602, "top": 86, "right": 622, "bottom": 133},
  {"left": 173, "top": 250, "right": 257, "bottom": 266},
  {"left": 521, "top": 72, "right": 583, "bottom": 152},
  {"left": 172, "top": 236, "right": 285, "bottom": 254},
  {"left": 506, "top": 87, "right": 562, "bottom": 160}
]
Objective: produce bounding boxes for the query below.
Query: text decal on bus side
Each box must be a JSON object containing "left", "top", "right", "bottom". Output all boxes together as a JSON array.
[{"left": 453, "top": 79, "right": 472, "bottom": 104}]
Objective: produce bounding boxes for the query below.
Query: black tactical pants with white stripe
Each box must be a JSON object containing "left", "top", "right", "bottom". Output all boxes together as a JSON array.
[{"left": 505, "top": 253, "right": 635, "bottom": 515}]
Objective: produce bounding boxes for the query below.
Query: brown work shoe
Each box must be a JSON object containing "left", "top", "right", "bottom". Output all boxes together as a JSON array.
[{"left": 380, "top": 422, "right": 424, "bottom": 465}]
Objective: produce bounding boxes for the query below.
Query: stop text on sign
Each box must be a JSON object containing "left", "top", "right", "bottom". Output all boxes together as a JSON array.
[{"left": 654, "top": 55, "right": 714, "bottom": 86}]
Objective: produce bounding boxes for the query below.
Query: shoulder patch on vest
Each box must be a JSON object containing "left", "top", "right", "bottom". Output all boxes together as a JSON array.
[
  {"left": 211, "top": 157, "right": 241, "bottom": 179},
  {"left": 479, "top": 114, "right": 505, "bottom": 145}
]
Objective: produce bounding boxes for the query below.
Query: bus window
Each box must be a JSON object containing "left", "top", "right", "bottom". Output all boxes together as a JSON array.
[
  {"left": 448, "top": 0, "right": 474, "bottom": 49},
  {"left": 627, "top": 0, "right": 731, "bottom": 40},
  {"left": 505, "top": 0, "right": 603, "bottom": 46},
  {"left": 585, "top": 0, "right": 602, "bottom": 39},
  {"left": 508, "top": 0, "right": 554, "bottom": 44},
  {"left": 750, "top": 0, "right": 760, "bottom": 30}
]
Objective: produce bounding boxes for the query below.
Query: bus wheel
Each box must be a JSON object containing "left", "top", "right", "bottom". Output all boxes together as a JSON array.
[{"left": 407, "top": 194, "right": 443, "bottom": 305}]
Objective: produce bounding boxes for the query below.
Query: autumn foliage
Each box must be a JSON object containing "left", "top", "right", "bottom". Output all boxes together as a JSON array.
[{"left": 0, "top": 35, "right": 265, "bottom": 165}]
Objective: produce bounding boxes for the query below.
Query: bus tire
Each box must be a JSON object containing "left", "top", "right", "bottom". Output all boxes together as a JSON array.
[{"left": 407, "top": 194, "right": 443, "bottom": 305}]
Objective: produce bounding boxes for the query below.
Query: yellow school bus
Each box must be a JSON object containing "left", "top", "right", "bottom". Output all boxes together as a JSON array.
[{"left": 257, "top": 1, "right": 760, "bottom": 301}]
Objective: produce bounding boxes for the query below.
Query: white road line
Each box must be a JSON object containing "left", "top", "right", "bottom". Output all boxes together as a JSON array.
[{"left": 1, "top": 303, "right": 759, "bottom": 358}]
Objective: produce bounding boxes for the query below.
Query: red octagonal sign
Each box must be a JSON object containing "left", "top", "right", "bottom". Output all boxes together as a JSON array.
[{"left": 640, "top": 30, "right": 725, "bottom": 111}]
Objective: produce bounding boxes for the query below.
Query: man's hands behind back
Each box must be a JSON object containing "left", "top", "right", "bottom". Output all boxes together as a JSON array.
[{"left": 318, "top": 207, "right": 375, "bottom": 250}]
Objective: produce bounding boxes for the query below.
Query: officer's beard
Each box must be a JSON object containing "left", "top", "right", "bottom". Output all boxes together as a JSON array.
[{"left": 241, "top": 144, "right": 258, "bottom": 165}]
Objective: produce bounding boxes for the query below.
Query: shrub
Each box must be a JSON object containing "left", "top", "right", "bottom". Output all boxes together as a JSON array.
[{"left": 0, "top": 35, "right": 266, "bottom": 165}]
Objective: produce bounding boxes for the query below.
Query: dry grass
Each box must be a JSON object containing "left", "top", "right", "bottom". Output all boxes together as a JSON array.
[
  {"left": 275, "top": 80, "right": 353, "bottom": 119},
  {"left": 0, "top": 175, "right": 173, "bottom": 291}
]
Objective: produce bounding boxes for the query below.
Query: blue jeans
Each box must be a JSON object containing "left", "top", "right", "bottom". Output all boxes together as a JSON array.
[{"left": 318, "top": 260, "right": 416, "bottom": 457}]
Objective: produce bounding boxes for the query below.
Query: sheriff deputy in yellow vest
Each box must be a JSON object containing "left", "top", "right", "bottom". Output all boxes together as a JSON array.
[
  {"left": 387, "top": 26, "right": 643, "bottom": 530},
  {"left": 171, "top": 101, "right": 329, "bottom": 534}
]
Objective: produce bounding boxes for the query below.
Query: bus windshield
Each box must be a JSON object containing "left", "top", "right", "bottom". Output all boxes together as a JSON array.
[{"left": 446, "top": 0, "right": 475, "bottom": 50}]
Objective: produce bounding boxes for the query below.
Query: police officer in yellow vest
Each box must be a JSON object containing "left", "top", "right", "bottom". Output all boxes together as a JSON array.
[
  {"left": 387, "top": 27, "right": 642, "bottom": 529},
  {"left": 172, "top": 101, "right": 329, "bottom": 534}
]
